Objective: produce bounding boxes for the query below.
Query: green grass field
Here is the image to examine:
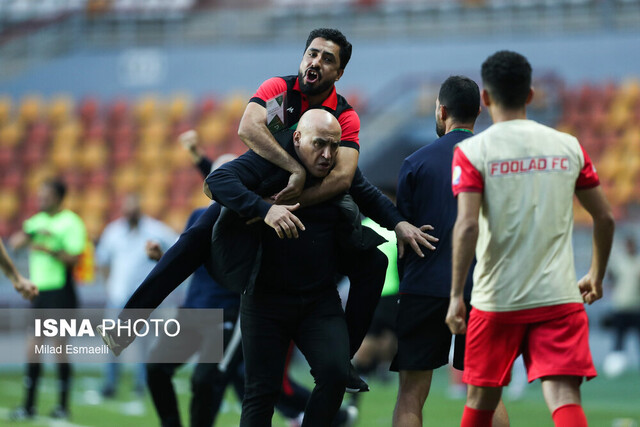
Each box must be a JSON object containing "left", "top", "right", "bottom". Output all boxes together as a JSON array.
[{"left": 1, "top": 363, "right": 638, "bottom": 426}]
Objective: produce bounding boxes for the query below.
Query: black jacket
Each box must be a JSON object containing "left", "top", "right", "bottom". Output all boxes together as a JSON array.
[{"left": 206, "top": 129, "right": 404, "bottom": 294}]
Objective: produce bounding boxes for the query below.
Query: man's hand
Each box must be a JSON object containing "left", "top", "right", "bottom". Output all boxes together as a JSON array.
[
  {"left": 578, "top": 272, "right": 603, "bottom": 305},
  {"left": 264, "top": 203, "right": 305, "bottom": 239},
  {"left": 446, "top": 296, "right": 467, "bottom": 335},
  {"left": 395, "top": 222, "right": 439, "bottom": 258},
  {"left": 145, "top": 240, "right": 163, "bottom": 261},
  {"left": 274, "top": 169, "right": 306, "bottom": 203},
  {"left": 13, "top": 275, "right": 38, "bottom": 301}
]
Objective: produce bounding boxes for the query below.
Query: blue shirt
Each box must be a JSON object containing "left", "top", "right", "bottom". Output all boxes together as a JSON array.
[
  {"left": 396, "top": 130, "right": 474, "bottom": 299},
  {"left": 182, "top": 206, "right": 240, "bottom": 309}
]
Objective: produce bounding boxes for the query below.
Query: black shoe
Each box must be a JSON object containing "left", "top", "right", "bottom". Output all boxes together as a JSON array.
[
  {"left": 345, "top": 363, "right": 369, "bottom": 393},
  {"left": 50, "top": 406, "right": 69, "bottom": 419},
  {"left": 96, "top": 324, "right": 134, "bottom": 356},
  {"left": 9, "top": 407, "right": 35, "bottom": 421}
]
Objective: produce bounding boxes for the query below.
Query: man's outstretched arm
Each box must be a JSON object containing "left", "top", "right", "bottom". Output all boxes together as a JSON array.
[{"left": 0, "top": 239, "right": 38, "bottom": 300}]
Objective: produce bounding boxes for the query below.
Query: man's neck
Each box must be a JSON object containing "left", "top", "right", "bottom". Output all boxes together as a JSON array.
[
  {"left": 305, "top": 86, "right": 334, "bottom": 107},
  {"left": 44, "top": 206, "right": 62, "bottom": 216},
  {"left": 445, "top": 122, "right": 474, "bottom": 134},
  {"left": 489, "top": 106, "right": 527, "bottom": 123}
]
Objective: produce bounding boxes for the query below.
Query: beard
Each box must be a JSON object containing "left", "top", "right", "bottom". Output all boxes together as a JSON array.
[
  {"left": 435, "top": 119, "right": 446, "bottom": 138},
  {"left": 298, "top": 70, "right": 334, "bottom": 97}
]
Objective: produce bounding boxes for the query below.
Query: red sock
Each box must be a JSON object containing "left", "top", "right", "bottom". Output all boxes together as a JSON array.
[
  {"left": 461, "top": 405, "right": 494, "bottom": 427},
  {"left": 552, "top": 404, "right": 588, "bottom": 427}
]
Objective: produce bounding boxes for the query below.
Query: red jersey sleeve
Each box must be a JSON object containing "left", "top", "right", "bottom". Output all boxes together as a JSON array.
[
  {"left": 452, "top": 147, "right": 484, "bottom": 196},
  {"left": 576, "top": 145, "right": 600, "bottom": 190},
  {"left": 249, "top": 77, "right": 288, "bottom": 107},
  {"left": 338, "top": 109, "right": 360, "bottom": 150}
]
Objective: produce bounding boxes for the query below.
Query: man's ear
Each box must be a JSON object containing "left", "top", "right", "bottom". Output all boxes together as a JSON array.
[
  {"left": 293, "top": 130, "right": 301, "bottom": 147},
  {"left": 481, "top": 89, "right": 491, "bottom": 107},
  {"left": 439, "top": 104, "right": 448, "bottom": 122},
  {"left": 335, "top": 68, "right": 344, "bottom": 82},
  {"left": 525, "top": 87, "right": 534, "bottom": 105}
]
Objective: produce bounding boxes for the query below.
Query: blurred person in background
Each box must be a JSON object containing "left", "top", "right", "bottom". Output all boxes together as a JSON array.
[
  {"left": 8, "top": 178, "right": 87, "bottom": 421},
  {"left": 0, "top": 238, "right": 38, "bottom": 300},
  {"left": 446, "top": 50, "right": 614, "bottom": 427},
  {"left": 391, "top": 75, "right": 508, "bottom": 427},
  {"left": 95, "top": 193, "right": 177, "bottom": 398},
  {"left": 603, "top": 234, "right": 640, "bottom": 375}
]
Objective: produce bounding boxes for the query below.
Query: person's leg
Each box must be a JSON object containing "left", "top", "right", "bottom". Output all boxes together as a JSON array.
[
  {"left": 240, "top": 294, "right": 293, "bottom": 427},
  {"left": 122, "top": 204, "right": 220, "bottom": 314},
  {"left": 392, "top": 370, "right": 432, "bottom": 427},
  {"left": 146, "top": 363, "right": 182, "bottom": 427},
  {"left": 341, "top": 247, "right": 388, "bottom": 358},
  {"left": 294, "top": 289, "right": 350, "bottom": 427},
  {"left": 275, "top": 343, "right": 311, "bottom": 420},
  {"left": 192, "top": 307, "right": 244, "bottom": 427},
  {"left": 56, "top": 363, "right": 72, "bottom": 416},
  {"left": 524, "top": 309, "right": 596, "bottom": 427},
  {"left": 102, "top": 363, "right": 118, "bottom": 397},
  {"left": 541, "top": 376, "right": 586, "bottom": 427},
  {"left": 461, "top": 385, "right": 503, "bottom": 427},
  {"left": 23, "top": 362, "right": 41, "bottom": 414}
]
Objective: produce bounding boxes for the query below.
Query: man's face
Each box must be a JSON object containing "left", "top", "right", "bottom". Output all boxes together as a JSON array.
[
  {"left": 294, "top": 125, "right": 341, "bottom": 178},
  {"left": 298, "top": 38, "right": 344, "bottom": 97},
  {"left": 435, "top": 97, "right": 446, "bottom": 138},
  {"left": 37, "top": 184, "right": 60, "bottom": 213}
]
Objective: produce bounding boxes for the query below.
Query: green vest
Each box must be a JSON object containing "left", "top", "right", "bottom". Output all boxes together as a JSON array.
[
  {"left": 362, "top": 217, "right": 399, "bottom": 296},
  {"left": 23, "top": 209, "right": 87, "bottom": 291}
]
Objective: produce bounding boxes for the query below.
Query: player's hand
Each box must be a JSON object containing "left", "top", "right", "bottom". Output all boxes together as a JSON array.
[
  {"left": 274, "top": 169, "right": 306, "bottom": 203},
  {"left": 178, "top": 130, "right": 198, "bottom": 153},
  {"left": 395, "top": 222, "right": 438, "bottom": 258},
  {"left": 13, "top": 275, "right": 38, "bottom": 301},
  {"left": 446, "top": 296, "right": 467, "bottom": 335},
  {"left": 145, "top": 240, "right": 163, "bottom": 261},
  {"left": 246, "top": 197, "right": 276, "bottom": 225},
  {"left": 577, "top": 272, "right": 603, "bottom": 304},
  {"left": 264, "top": 203, "right": 305, "bottom": 239}
]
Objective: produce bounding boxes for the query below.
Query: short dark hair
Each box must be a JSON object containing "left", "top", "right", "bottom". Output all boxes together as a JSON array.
[
  {"left": 43, "top": 178, "right": 67, "bottom": 201},
  {"left": 305, "top": 28, "right": 352, "bottom": 70},
  {"left": 481, "top": 50, "right": 532, "bottom": 109},
  {"left": 438, "top": 75, "right": 480, "bottom": 123}
]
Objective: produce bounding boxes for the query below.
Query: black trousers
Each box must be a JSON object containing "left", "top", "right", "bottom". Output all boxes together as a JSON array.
[
  {"left": 146, "top": 307, "right": 244, "bottom": 427},
  {"left": 122, "top": 202, "right": 388, "bottom": 358},
  {"left": 240, "top": 288, "right": 349, "bottom": 427}
]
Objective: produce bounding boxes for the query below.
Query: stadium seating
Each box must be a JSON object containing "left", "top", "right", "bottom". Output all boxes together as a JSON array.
[
  {"left": 0, "top": 79, "right": 638, "bottom": 240},
  {"left": 0, "top": 92, "right": 250, "bottom": 241}
]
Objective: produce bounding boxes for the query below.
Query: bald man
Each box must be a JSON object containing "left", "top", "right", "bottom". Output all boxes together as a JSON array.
[{"left": 206, "top": 109, "right": 398, "bottom": 426}]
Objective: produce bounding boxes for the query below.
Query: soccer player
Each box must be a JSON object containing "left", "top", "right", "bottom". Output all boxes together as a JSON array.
[
  {"left": 9, "top": 179, "right": 87, "bottom": 420},
  {"left": 446, "top": 50, "right": 615, "bottom": 427},
  {"left": 392, "top": 76, "right": 508, "bottom": 427}
]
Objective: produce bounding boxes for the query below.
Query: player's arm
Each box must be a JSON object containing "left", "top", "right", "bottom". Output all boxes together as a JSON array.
[
  {"left": 207, "top": 151, "right": 304, "bottom": 239},
  {"left": 446, "top": 146, "right": 484, "bottom": 335},
  {"left": 349, "top": 168, "right": 438, "bottom": 258},
  {"left": 575, "top": 186, "right": 615, "bottom": 304},
  {"left": 238, "top": 102, "right": 306, "bottom": 200},
  {"left": 0, "top": 239, "right": 38, "bottom": 300},
  {"left": 446, "top": 192, "right": 481, "bottom": 335}
]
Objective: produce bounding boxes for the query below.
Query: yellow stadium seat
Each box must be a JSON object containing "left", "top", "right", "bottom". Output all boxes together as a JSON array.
[
  {"left": 48, "top": 95, "right": 74, "bottom": 126},
  {"left": 0, "top": 122, "right": 24, "bottom": 148},
  {"left": 18, "top": 95, "right": 44, "bottom": 125}
]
